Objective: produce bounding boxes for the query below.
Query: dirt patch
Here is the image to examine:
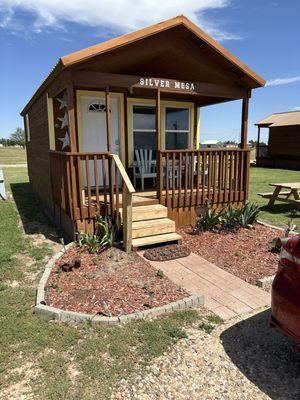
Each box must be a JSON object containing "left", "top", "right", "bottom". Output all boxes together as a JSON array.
[
  {"left": 45, "top": 247, "right": 188, "bottom": 316},
  {"left": 179, "top": 224, "right": 282, "bottom": 285},
  {"left": 1, "top": 362, "right": 37, "bottom": 400},
  {"left": 143, "top": 244, "right": 191, "bottom": 261}
]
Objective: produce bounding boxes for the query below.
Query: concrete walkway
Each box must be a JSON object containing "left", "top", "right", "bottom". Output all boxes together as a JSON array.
[{"left": 141, "top": 252, "right": 270, "bottom": 320}]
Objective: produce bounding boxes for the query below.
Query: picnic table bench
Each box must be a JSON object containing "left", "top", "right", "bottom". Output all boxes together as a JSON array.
[{"left": 258, "top": 182, "right": 300, "bottom": 209}]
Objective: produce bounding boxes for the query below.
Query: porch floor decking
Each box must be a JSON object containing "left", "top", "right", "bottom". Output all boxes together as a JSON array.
[
  {"left": 89, "top": 188, "right": 246, "bottom": 208},
  {"left": 139, "top": 252, "right": 270, "bottom": 320}
]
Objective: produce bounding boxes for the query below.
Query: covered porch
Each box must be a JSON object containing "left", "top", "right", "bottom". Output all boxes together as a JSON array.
[{"left": 44, "top": 16, "right": 264, "bottom": 250}]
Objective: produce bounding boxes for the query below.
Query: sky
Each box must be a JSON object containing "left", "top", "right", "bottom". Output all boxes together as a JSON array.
[{"left": 0, "top": 0, "right": 300, "bottom": 142}]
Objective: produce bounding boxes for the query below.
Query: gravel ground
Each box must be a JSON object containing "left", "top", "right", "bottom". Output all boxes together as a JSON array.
[{"left": 111, "top": 308, "right": 300, "bottom": 400}]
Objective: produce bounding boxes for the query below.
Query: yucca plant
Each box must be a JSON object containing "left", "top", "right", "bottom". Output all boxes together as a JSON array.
[
  {"left": 77, "top": 233, "right": 100, "bottom": 253},
  {"left": 238, "top": 202, "right": 260, "bottom": 228},
  {"left": 95, "top": 216, "right": 119, "bottom": 249}
]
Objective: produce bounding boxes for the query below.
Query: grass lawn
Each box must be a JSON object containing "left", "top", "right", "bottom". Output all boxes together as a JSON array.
[
  {"left": 249, "top": 167, "right": 300, "bottom": 230},
  {"left": 0, "top": 147, "right": 27, "bottom": 165},
  {"left": 0, "top": 167, "right": 215, "bottom": 400}
]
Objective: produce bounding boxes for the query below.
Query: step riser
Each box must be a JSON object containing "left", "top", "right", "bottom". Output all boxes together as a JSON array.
[
  {"left": 132, "top": 208, "right": 167, "bottom": 221},
  {"left": 132, "top": 220, "right": 175, "bottom": 239},
  {"left": 132, "top": 233, "right": 182, "bottom": 248}
]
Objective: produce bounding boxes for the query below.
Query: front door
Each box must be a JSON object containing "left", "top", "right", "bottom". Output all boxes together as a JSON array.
[{"left": 79, "top": 92, "right": 121, "bottom": 186}]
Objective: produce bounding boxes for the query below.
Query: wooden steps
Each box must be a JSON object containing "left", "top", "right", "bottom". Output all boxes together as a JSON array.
[
  {"left": 132, "top": 218, "right": 175, "bottom": 238},
  {"left": 127, "top": 204, "right": 181, "bottom": 250},
  {"left": 120, "top": 204, "right": 167, "bottom": 221}
]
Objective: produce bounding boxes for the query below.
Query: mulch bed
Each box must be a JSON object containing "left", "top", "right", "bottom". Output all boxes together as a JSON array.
[
  {"left": 178, "top": 224, "right": 283, "bottom": 285},
  {"left": 143, "top": 244, "right": 191, "bottom": 261},
  {"left": 45, "top": 246, "right": 188, "bottom": 316}
]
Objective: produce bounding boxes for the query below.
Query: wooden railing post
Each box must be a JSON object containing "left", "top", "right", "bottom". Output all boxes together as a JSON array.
[
  {"left": 122, "top": 184, "right": 132, "bottom": 252},
  {"left": 156, "top": 89, "right": 161, "bottom": 200},
  {"left": 111, "top": 154, "right": 135, "bottom": 252},
  {"left": 240, "top": 97, "right": 249, "bottom": 149}
]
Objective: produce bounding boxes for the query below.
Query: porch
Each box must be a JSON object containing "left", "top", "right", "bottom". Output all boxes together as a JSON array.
[{"left": 50, "top": 147, "right": 250, "bottom": 250}]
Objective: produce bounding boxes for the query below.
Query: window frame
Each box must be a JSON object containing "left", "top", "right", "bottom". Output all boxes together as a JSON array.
[
  {"left": 164, "top": 106, "right": 190, "bottom": 150},
  {"left": 132, "top": 104, "right": 157, "bottom": 152}
]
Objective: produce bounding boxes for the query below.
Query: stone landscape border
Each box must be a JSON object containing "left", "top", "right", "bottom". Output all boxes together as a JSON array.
[{"left": 35, "top": 243, "right": 204, "bottom": 325}]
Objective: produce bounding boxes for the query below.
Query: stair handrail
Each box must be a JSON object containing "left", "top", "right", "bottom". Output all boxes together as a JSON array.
[{"left": 110, "top": 154, "right": 135, "bottom": 252}]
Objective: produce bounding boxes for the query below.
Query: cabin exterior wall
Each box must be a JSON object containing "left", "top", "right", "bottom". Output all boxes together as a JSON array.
[
  {"left": 257, "top": 125, "right": 300, "bottom": 170},
  {"left": 24, "top": 93, "right": 53, "bottom": 211}
]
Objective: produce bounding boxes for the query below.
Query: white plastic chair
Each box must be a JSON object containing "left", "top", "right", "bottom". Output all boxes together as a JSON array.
[{"left": 133, "top": 149, "right": 156, "bottom": 191}]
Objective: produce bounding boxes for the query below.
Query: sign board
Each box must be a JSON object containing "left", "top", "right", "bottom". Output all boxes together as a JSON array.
[{"left": 138, "top": 77, "right": 196, "bottom": 92}]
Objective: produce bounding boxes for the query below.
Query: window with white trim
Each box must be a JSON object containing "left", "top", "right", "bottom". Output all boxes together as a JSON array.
[
  {"left": 133, "top": 105, "right": 156, "bottom": 152},
  {"left": 165, "top": 107, "right": 190, "bottom": 150}
]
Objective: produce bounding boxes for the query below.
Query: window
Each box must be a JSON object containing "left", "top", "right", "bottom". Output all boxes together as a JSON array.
[
  {"left": 25, "top": 114, "right": 30, "bottom": 142},
  {"left": 88, "top": 101, "right": 107, "bottom": 112},
  {"left": 133, "top": 105, "right": 156, "bottom": 152},
  {"left": 165, "top": 107, "right": 189, "bottom": 150}
]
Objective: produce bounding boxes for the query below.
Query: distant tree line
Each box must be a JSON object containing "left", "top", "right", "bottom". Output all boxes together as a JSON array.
[{"left": 0, "top": 127, "right": 25, "bottom": 148}]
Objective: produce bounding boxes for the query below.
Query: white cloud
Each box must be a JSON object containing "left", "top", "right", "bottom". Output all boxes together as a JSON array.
[
  {"left": 266, "top": 75, "right": 300, "bottom": 87},
  {"left": 0, "top": 0, "right": 240, "bottom": 41},
  {"left": 293, "top": 106, "right": 300, "bottom": 110}
]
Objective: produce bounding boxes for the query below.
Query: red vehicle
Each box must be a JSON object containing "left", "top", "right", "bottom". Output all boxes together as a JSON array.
[{"left": 270, "top": 234, "right": 300, "bottom": 351}]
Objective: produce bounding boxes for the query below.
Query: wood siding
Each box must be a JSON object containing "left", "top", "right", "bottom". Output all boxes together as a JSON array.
[
  {"left": 269, "top": 126, "right": 300, "bottom": 157},
  {"left": 25, "top": 93, "right": 53, "bottom": 210}
]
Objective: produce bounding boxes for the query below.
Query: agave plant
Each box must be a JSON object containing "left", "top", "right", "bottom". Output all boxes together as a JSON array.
[
  {"left": 238, "top": 202, "right": 260, "bottom": 228},
  {"left": 220, "top": 204, "right": 241, "bottom": 232},
  {"left": 194, "top": 206, "right": 222, "bottom": 233}
]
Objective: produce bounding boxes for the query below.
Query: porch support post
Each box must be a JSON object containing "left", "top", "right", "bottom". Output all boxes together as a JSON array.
[
  {"left": 240, "top": 97, "right": 249, "bottom": 149},
  {"left": 256, "top": 126, "right": 261, "bottom": 159},
  {"left": 66, "top": 82, "right": 77, "bottom": 152},
  {"left": 156, "top": 89, "right": 162, "bottom": 201},
  {"left": 105, "top": 86, "right": 112, "bottom": 152}
]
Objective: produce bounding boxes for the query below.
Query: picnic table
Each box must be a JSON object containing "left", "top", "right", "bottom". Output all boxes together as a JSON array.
[{"left": 258, "top": 182, "right": 300, "bottom": 209}]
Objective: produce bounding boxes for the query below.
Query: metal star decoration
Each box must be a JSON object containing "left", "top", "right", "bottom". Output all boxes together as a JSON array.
[
  {"left": 58, "top": 131, "right": 70, "bottom": 150},
  {"left": 56, "top": 92, "right": 68, "bottom": 110},
  {"left": 57, "top": 112, "right": 69, "bottom": 129}
]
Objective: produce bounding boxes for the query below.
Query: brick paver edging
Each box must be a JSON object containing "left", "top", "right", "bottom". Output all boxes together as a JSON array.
[{"left": 35, "top": 243, "right": 204, "bottom": 325}]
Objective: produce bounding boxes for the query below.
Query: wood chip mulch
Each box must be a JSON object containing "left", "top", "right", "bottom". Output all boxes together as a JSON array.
[
  {"left": 178, "top": 224, "right": 282, "bottom": 284},
  {"left": 143, "top": 244, "right": 191, "bottom": 261},
  {"left": 45, "top": 247, "right": 188, "bottom": 316}
]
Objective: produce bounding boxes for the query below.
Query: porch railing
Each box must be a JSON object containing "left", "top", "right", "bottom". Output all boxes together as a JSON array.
[
  {"left": 158, "top": 148, "right": 250, "bottom": 209},
  {"left": 49, "top": 151, "right": 135, "bottom": 251}
]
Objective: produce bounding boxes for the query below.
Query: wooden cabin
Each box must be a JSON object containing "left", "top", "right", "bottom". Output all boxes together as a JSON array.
[
  {"left": 255, "top": 111, "right": 300, "bottom": 170},
  {"left": 21, "top": 15, "right": 265, "bottom": 251}
]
